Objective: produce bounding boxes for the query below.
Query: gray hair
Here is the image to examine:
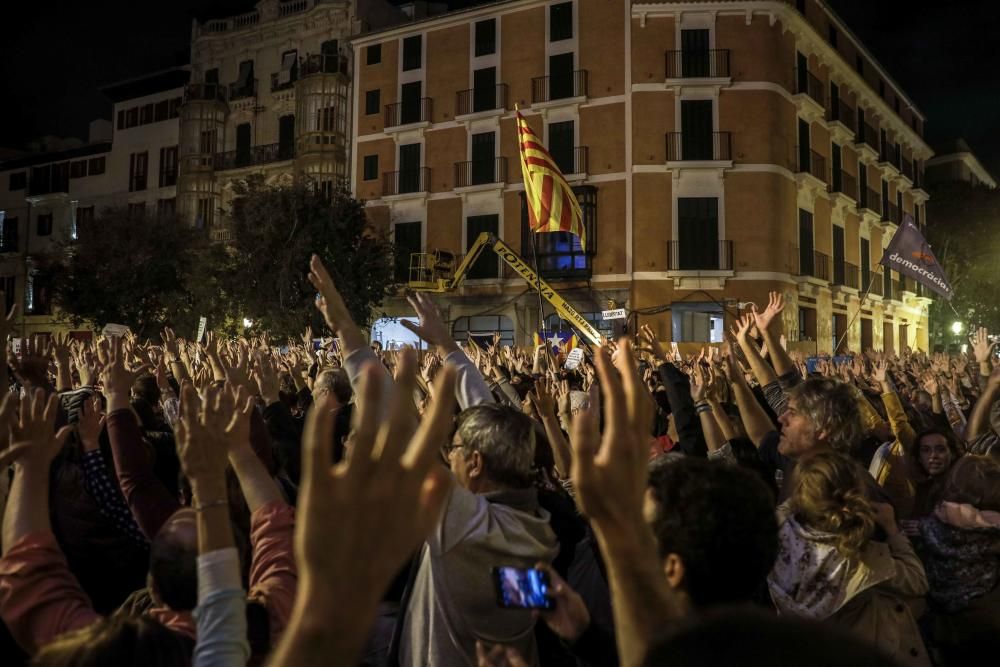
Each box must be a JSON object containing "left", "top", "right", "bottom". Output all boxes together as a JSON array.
[
  {"left": 787, "top": 378, "right": 862, "bottom": 454},
  {"left": 456, "top": 404, "right": 536, "bottom": 488},
  {"left": 314, "top": 368, "right": 352, "bottom": 404}
]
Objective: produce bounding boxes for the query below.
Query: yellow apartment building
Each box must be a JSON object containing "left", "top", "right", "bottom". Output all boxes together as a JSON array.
[{"left": 351, "top": 0, "right": 933, "bottom": 352}]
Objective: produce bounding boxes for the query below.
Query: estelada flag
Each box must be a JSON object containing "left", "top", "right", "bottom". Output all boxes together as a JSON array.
[
  {"left": 880, "top": 214, "right": 953, "bottom": 300},
  {"left": 533, "top": 330, "right": 579, "bottom": 354},
  {"left": 516, "top": 108, "right": 585, "bottom": 250}
]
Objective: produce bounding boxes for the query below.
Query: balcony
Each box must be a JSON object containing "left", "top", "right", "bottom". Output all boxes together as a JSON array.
[
  {"left": 855, "top": 122, "right": 879, "bottom": 161},
  {"left": 270, "top": 71, "right": 297, "bottom": 92},
  {"left": 878, "top": 143, "right": 899, "bottom": 174},
  {"left": 828, "top": 100, "right": 855, "bottom": 143},
  {"left": 794, "top": 70, "right": 825, "bottom": 120},
  {"left": 209, "top": 225, "right": 234, "bottom": 243},
  {"left": 869, "top": 274, "right": 884, "bottom": 297},
  {"left": 214, "top": 143, "right": 295, "bottom": 171},
  {"left": 883, "top": 201, "right": 901, "bottom": 225},
  {"left": 831, "top": 170, "right": 857, "bottom": 201},
  {"left": 833, "top": 261, "right": 860, "bottom": 290},
  {"left": 797, "top": 148, "right": 827, "bottom": 190},
  {"left": 455, "top": 157, "right": 508, "bottom": 188},
  {"left": 796, "top": 248, "right": 831, "bottom": 282},
  {"left": 666, "top": 240, "right": 734, "bottom": 271},
  {"left": 159, "top": 168, "right": 178, "bottom": 188},
  {"left": 456, "top": 84, "right": 508, "bottom": 117},
  {"left": 665, "top": 131, "right": 732, "bottom": 163},
  {"left": 531, "top": 70, "right": 588, "bottom": 105},
  {"left": 183, "top": 83, "right": 228, "bottom": 104},
  {"left": 858, "top": 188, "right": 881, "bottom": 217},
  {"left": 383, "top": 167, "right": 430, "bottom": 197},
  {"left": 549, "top": 146, "right": 589, "bottom": 177},
  {"left": 664, "top": 49, "right": 731, "bottom": 79},
  {"left": 384, "top": 98, "right": 432, "bottom": 129},
  {"left": 229, "top": 79, "right": 258, "bottom": 101},
  {"left": 299, "top": 53, "right": 349, "bottom": 78},
  {"left": 900, "top": 157, "right": 914, "bottom": 183}
]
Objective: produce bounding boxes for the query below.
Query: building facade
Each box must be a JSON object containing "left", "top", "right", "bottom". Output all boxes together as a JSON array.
[
  {"left": 351, "top": 0, "right": 935, "bottom": 353},
  {"left": 926, "top": 139, "right": 997, "bottom": 190},
  {"left": 177, "top": 0, "right": 407, "bottom": 236},
  {"left": 0, "top": 68, "right": 187, "bottom": 338}
]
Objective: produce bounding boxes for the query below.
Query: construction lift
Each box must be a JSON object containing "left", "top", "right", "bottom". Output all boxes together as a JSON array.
[{"left": 407, "top": 232, "right": 604, "bottom": 346}]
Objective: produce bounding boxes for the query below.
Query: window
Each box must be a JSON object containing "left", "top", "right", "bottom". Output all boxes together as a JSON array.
[
  {"left": 402, "top": 35, "right": 422, "bottom": 71},
  {"left": 521, "top": 185, "right": 596, "bottom": 278},
  {"left": 828, "top": 24, "right": 838, "bottom": 47},
  {"left": 1, "top": 216, "right": 18, "bottom": 253},
  {"left": 140, "top": 104, "right": 154, "bottom": 124},
  {"left": 0, "top": 277, "right": 14, "bottom": 314},
  {"left": 365, "top": 89, "right": 380, "bottom": 115},
  {"left": 680, "top": 99, "right": 714, "bottom": 160},
  {"left": 27, "top": 272, "right": 52, "bottom": 315},
  {"left": 76, "top": 206, "right": 94, "bottom": 237},
  {"left": 9, "top": 172, "right": 26, "bottom": 191},
  {"left": 200, "top": 129, "right": 217, "bottom": 154},
  {"left": 545, "top": 312, "right": 614, "bottom": 341},
  {"left": 205, "top": 68, "right": 219, "bottom": 84},
  {"left": 30, "top": 165, "right": 51, "bottom": 196},
  {"left": 363, "top": 154, "right": 379, "bottom": 181},
  {"left": 799, "top": 209, "right": 815, "bottom": 277},
  {"left": 235, "top": 123, "right": 252, "bottom": 166},
  {"left": 393, "top": 221, "right": 421, "bottom": 282},
  {"left": 548, "top": 120, "right": 575, "bottom": 174},
  {"left": 470, "top": 131, "right": 496, "bottom": 185},
  {"left": 276, "top": 49, "right": 298, "bottom": 87},
  {"left": 51, "top": 163, "right": 69, "bottom": 193},
  {"left": 855, "top": 55, "right": 864, "bottom": 76},
  {"left": 798, "top": 118, "right": 811, "bottom": 173},
  {"left": 475, "top": 18, "right": 496, "bottom": 56},
  {"left": 466, "top": 215, "right": 500, "bottom": 280},
  {"left": 159, "top": 146, "right": 178, "bottom": 187},
  {"left": 116, "top": 110, "right": 125, "bottom": 130},
  {"left": 318, "top": 107, "right": 337, "bottom": 132},
  {"left": 129, "top": 152, "right": 148, "bottom": 191},
  {"left": 672, "top": 303, "right": 726, "bottom": 343},
  {"left": 453, "top": 315, "right": 515, "bottom": 348},
  {"left": 36, "top": 213, "right": 53, "bottom": 236},
  {"left": 88, "top": 156, "right": 105, "bottom": 175},
  {"left": 154, "top": 100, "right": 168, "bottom": 122},
  {"left": 366, "top": 43, "right": 381, "bottom": 65},
  {"left": 472, "top": 67, "right": 497, "bottom": 113},
  {"left": 861, "top": 237, "right": 871, "bottom": 288},
  {"left": 125, "top": 107, "right": 138, "bottom": 128},
  {"left": 70, "top": 160, "right": 87, "bottom": 179},
  {"left": 832, "top": 225, "right": 845, "bottom": 285},
  {"left": 127, "top": 202, "right": 146, "bottom": 219},
  {"left": 400, "top": 81, "right": 422, "bottom": 124},
  {"left": 831, "top": 143, "right": 842, "bottom": 192},
  {"left": 157, "top": 198, "right": 176, "bottom": 218},
  {"left": 233, "top": 59, "right": 255, "bottom": 98},
  {"left": 197, "top": 198, "right": 214, "bottom": 228},
  {"left": 550, "top": 2, "right": 573, "bottom": 41},
  {"left": 676, "top": 197, "right": 720, "bottom": 270},
  {"left": 169, "top": 97, "right": 182, "bottom": 118},
  {"left": 278, "top": 115, "right": 295, "bottom": 159}
]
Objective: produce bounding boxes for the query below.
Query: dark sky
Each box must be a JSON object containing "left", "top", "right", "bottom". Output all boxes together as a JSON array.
[{"left": 2, "top": 0, "right": 999, "bottom": 169}]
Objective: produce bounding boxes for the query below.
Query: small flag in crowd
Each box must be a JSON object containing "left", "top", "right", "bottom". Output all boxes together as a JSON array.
[
  {"left": 880, "top": 214, "right": 953, "bottom": 300},
  {"left": 516, "top": 108, "right": 586, "bottom": 250},
  {"left": 533, "top": 330, "right": 579, "bottom": 354}
]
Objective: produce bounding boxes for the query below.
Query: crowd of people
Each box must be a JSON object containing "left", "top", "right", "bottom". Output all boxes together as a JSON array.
[{"left": 0, "top": 256, "right": 998, "bottom": 667}]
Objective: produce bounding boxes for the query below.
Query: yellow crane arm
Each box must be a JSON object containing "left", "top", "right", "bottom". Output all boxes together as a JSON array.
[{"left": 446, "top": 232, "right": 603, "bottom": 346}]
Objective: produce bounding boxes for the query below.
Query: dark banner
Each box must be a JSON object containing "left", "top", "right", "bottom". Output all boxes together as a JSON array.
[{"left": 879, "top": 214, "right": 954, "bottom": 300}]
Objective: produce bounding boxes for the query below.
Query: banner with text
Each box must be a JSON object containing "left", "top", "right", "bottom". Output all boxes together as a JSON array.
[{"left": 879, "top": 214, "right": 953, "bottom": 300}]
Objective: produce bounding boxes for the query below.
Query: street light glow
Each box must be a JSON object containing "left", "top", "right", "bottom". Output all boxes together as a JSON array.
[
  {"left": 242, "top": 318, "right": 253, "bottom": 329},
  {"left": 951, "top": 321, "right": 963, "bottom": 335}
]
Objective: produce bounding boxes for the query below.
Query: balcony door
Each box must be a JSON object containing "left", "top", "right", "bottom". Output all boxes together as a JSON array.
[
  {"left": 677, "top": 197, "right": 719, "bottom": 270},
  {"left": 236, "top": 123, "right": 252, "bottom": 167},
  {"left": 833, "top": 224, "right": 845, "bottom": 284},
  {"left": 278, "top": 115, "right": 295, "bottom": 160},
  {"left": 799, "top": 209, "right": 814, "bottom": 276},
  {"left": 831, "top": 143, "right": 842, "bottom": 192},
  {"left": 399, "top": 143, "right": 421, "bottom": 193},
  {"left": 548, "top": 120, "right": 575, "bottom": 174},
  {"left": 680, "top": 29, "right": 710, "bottom": 77},
  {"left": 473, "top": 67, "right": 497, "bottom": 113},
  {"left": 400, "top": 81, "right": 422, "bottom": 125},
  {"left": 548, "top": 52, "right": 574, "bottom": 100},
  {"left": 466, "top": 215, "right": 499, "bottom": 279},
  {"left": 471, "top": 131, "right": 495, "bottom": 185},
  {"left": 681, "top": 100, "right": 713, "bottom": 160}
]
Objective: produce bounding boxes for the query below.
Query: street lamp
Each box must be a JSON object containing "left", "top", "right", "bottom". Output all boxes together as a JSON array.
[
  {"left": 951, "top": 321, "right": 963, "bottom": 335},
  {"left": 242, "top": 318, "right": 253, "bottom": 329}
]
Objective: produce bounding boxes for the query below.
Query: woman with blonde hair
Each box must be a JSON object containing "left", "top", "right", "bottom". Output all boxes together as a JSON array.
[{"left": 768, "top": 450, "right": 931, "bottom": 666}]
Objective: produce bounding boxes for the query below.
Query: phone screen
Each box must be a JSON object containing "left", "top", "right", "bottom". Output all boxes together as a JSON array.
[{"left": 492, "top": 567, "right": 553, "bottom": 610}]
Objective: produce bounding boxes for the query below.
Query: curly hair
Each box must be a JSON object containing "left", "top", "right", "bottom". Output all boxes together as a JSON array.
[
  {"left": 787, "top": 378, "right": 863, "bottom": 453},
  {"left": 788, "top": 450, "right": 876, "bottom": 559},
  {"left": 647, "top": 456, "right": 778, "bottom": 608}
]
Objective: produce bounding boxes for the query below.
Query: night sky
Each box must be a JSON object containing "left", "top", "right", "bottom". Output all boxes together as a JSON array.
[{"left": 2, "top": 0, "right": 998, "bottom": 169}]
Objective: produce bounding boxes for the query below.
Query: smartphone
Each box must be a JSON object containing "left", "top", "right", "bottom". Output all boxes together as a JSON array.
[{"left": 491, "top": 566, "right": 554, "bottom": 610}]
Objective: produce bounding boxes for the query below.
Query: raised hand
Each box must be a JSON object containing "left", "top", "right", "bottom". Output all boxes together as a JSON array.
[
  {"left": 688, "top": 364, "right": 708, "bottom": 403},
  {"left": 401, "top": 292, "right": 458, "bottom": 354},
  {"left": 160, "top": 327, "right": 180, "bottom": 362},
  {"left": 529, "top": 377, "right": 557, "bottom": 420},
  {"left": 970, "top": 327, "right": 995, "bottom": 365},
  {"left": 308, "top": 255, "right": 366, "bottom": 356},
  {"left": 570, "top": 340, "right": 652, "bottom": 525},
  {"left": 175, "top": 383, "right": 233, "bottom": 505},
  {"left": 77, "top": 395, "right": 105, "bottom": 453},
  {"left": 8, "top": 389, "right": 73, "bottom": 470},
  {"left": 730, "top": 312, "right": 754, "bottom": 344},
  {"left": 752, "top": 291, "right": 785, "bottom": 334},
  {"left": 100, "top": 336, "right": 150, "bottom": 412},
  {"left": 8, "top": 336, "right": 53, "bottom": 388},
  {"left": 252, "top": 352, "right": 281, "bottom": 405},
  {"left": 637, "top": 324, "right": 666, "bottom": 362}
]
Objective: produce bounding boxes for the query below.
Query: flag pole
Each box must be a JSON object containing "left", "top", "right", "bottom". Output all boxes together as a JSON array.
[
  {"left": 528, "top": 223, "right": 548, "bottom": 349},
  {"left": 835, "top": 264, "right": 881, "bottom": 354}
]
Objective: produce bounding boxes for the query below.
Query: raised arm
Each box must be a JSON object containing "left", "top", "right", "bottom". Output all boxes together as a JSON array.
[
  {"left": 269, "top": 355, "right": 458, "bottom": 667},
  {"left": 752, "top": 292, "right": 797, "bottom": 379},
  {"left": 732, "top": 314, "right": 778, "bottom": 388},
  {"left": 966, "top": 365, "right": 1000, "bottom": 442},
  {"left": 529, "top": 377, "right": 574, "bottom": 476},
  {"left": 0, "top": 391, "right": 97, "bottom": 654},
  {"left": 690, "top": 365, "right": 725, "bottom": 453},
  {"left": 723, "top": 353, "right": 775, "bottom": 448},
  {"left": 572, "top": 342, "right": 687, "bottom": 667}
]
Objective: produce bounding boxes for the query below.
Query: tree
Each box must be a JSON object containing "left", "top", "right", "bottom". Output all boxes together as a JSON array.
[
  {"left": 50, "top": 206, "right": 215, "bottom": 338},
  {"left": 925, "top": 180, "right": 1000, "bottom": 346},
  {"left": 212, "top": 177, "right": 394, "bottom": 337}
]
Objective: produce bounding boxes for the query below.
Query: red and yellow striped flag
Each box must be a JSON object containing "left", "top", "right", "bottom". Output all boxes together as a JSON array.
[{"left": 516, "top": 109, "right": 585, "bottom": 250}]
